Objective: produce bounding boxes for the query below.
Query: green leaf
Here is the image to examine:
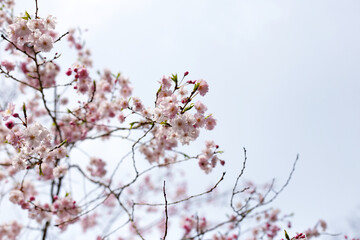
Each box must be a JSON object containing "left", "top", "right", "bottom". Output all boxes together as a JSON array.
[
  {"left": 205, "top": 114, "right": 212, "bottom": 119},
  {"left": 93, "top": 80, "right": 96, "bottom": 91},
  {"left": 22, "top": 103, "right": 27, "bottom": 120},
  {"left": 156, "top": 85, "right": 162, "bottom": 95},
  {"left": 183, "top": 103, "right": 194, "bottom": 113},
  {"left": 22, "top": 11, "right": 31, "bottom": 20},
  {"left": 58, "top": 139, "right": 67, "bottom": 148},
  {"left": 171, "top": 74, "right": 178, "bottom": 85},
  {"left": 65, "top": 192, "right": 69, "bottom": 197},
  {"left": 284, "top": 230, "right": 290, "bottom": 240},
  {"left": 193, "top": 82, "right": 200, "bottom": 92},
  {"left": 39, "top": 164, "right": 44, "bottom": 176},
  {"left": 160, "top": 121, "right": 171, "bottom": 127}
]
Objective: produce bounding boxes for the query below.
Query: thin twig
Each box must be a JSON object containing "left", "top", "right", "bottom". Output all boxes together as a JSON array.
[
  {"left": 135, "top": 172, "right": 226, "bottom": 206},
  {"left": 162, "top": 181, "right": 168, "bottom": 240}
]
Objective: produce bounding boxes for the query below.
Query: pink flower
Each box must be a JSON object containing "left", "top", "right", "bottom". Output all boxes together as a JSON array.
[
  {"left": 197, "top": 79, "right": 209, "bottom": 96},
  {"left": 53, "top": 165, "right": 67, "bottom": 178},
  {"left": 198, "top": 155, "right": 210, "bottom": 173},
  {"left": 1, "top": 60, "right": 15, "bottom": 72},
  {"left": 35, "top": 34, "right": 54, "bottom": 52},
  {"left": 195, "top": 101, "right": 207, "bottom": 114},
  {"left": 160, "top": 75, "right": 172, "bottom": 90},
  {"left": 9, "top": 190, "right": 24, "bottom": 204},
  {"left": 78, "top": 68, "right": 89, "bottom": 79},
  {"left": 44, "top": 15, "right": 57, "bottom": 29},
  {"left": 205, "top": 115, "right": 216, "bottom": 130}
]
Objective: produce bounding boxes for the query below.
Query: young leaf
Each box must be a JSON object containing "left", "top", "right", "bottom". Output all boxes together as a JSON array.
[
  {"left": 129, "top": 121, "right": 138, "bottom": 129},
  {"left": 183, "top": 103, "right": 194, "bottom": 113},
  {"left": 193, "top": 82, "right": 200, "bottom": 92},
  {"left": 284, "top": 230, "right": 291, "bottom": 240},
  {"left": 171, "top": 74, "right": 178, "bottom": 84},
  {"left": 39, "top": 164, "right": 44, "bottom": 176}
]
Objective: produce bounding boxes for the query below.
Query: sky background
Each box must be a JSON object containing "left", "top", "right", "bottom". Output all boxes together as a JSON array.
[{"left": 10, "top": 0, "right": 360, "bottom": 238}]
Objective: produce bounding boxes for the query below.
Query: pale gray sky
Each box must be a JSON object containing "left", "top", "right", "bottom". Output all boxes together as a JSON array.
[{"left": 11, "top": 0, "right": 360, "bottom": 238}]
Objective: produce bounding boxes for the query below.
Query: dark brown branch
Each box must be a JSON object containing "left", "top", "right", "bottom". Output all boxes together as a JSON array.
[
  {"left": 54, "top": 31, "right": 69, "bottom": 44},
  {"left": 162, "top": 181, "right": 168, "bottom": 240},
  {"left": 35, "top": 0, "right": 39, "bottom": 18}
]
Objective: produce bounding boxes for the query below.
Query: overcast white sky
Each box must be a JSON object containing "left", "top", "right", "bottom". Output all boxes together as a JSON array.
[{"left": 11, "top": 0, "right": 360, "bottom": 238}]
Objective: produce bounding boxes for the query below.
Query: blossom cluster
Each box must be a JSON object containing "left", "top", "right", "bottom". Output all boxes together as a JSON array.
[
  {"left": 87, "top": 157, "right": 106, "bottom": 177},
  {"left": 0, "top": 221, "right": 22, "bottom": 240},
  {"left": 198, "top": 140, "right": 224, "bottom": 173},
  {"left": 139, "top": 74, "right": 220, "bottom": 168},
  {"left": 1, "top": 104, "right": 67, "bottom": 178},
  {"left": 7, "top": 14, "right": 57, "bottom": 53}
]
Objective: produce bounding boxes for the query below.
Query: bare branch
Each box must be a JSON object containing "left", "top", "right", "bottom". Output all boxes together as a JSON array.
[{"left": 162, "top": 181, "right": 168, "bottom": 240}]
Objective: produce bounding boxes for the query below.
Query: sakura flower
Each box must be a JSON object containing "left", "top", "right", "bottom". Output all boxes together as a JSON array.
[
  {"left": 198, "top": 155, "right": 211, "bottom": 173},
  {"left": 53, "top": 165, "right": 67, "bottom": 178},
  {"left": 34, "top": 34, "right": 53, "bottom": 52},
  {"left": 195, "top": 101, "right": 207, "bottom": 114},
  {"left": 87, "top": 158, "right": 106, "bottom": 177},
  {"left": 22, "top": 122, "right": 51, "bottom": 149},
  {"left": 44, "top": 15, "right": 57, "bottom": 29},
  {"left": 1, "top": 102, "right": 15, "bottom": 121},
  {"left": 197, "top": 79, "right": 209, "bottom": 96},
  {"left": 160, "top": 75, "right": 172, "bottom": 90},
  {"left": 26, "top": 19, "right": 45, "bottom": 31},
  {"left": 9, "top": 190, "right": 24, "bottom": 204},
  {"left": 0, "top": 221, "right": 22, "bottom": 240},
  {"left": 205, "top": 115, "right": 216, "bottom": 130}
]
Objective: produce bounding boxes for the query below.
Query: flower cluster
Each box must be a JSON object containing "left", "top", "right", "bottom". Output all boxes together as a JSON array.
[
  {"left": 0, "top": 221, "right": 22, "bottom": 240},
  {"left": 197, "top": 140, "right": 224, "bottom": 173},
  {"left": 139, "top": 74, "right": 219, "bottom": 168},
  {"left": 5, "top": 121, "right": 66, "bottom": 172},
  {"left": 87, "top": 157, "right": 106, "bottom": 178},
  {"left": 20, "top": 60, "right": 60, "bottom": 88},
  {"left": 182, "top": 216, "right": 207, "bottom": 236},
  {"left": 7, "top": 14, "right": 57, "bottom": 52}
]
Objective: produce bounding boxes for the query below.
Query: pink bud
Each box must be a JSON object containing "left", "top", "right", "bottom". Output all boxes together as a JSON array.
[
  {"left": 12, "top": 113, "right": 19, "bottom": 118},
  {"left": 5, "top": 120, "right": 14, "bottom": 129},
  {"left": 29, "top": 196, "right": 35, "bottom": 201},
  {"left": 65, "top": 68, "right": 72, "bottom": 76},
  {"left": 184, "top": 71, "right": 189, "bottom": 77}
]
